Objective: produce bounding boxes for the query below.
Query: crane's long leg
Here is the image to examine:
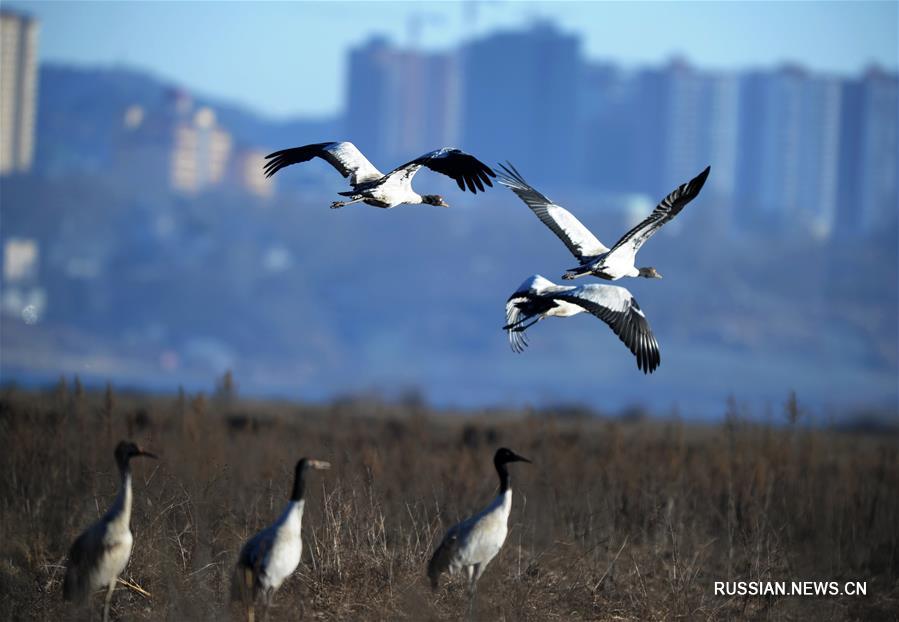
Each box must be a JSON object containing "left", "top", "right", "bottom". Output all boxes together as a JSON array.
[
  {"left": 241, "top": 567, "right": 256, "bottom": 622},
  {"left": 562, "top": 269, "right": 591, "bottom": 280},
  {"left": 466, "top": 564, "right": 481, "bottom": 622},
  {"left": 260, "top": 589, "right": 274, "bottom": 622},
  {"left": 330, "top": 197, "right": 365, "bottom": 209},
  {"left": 102, "top": 582, "right": 115, "bottom": 622},
  {"left": 504, "top": 316, "right": 542, "bottom": 332}
]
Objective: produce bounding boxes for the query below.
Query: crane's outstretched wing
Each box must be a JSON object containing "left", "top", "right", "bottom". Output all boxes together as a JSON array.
[
  {"left": 497, "top": 162, "right": 609, "bottom": 262},
  {"left": 504, "top": 294, "right": 530, "bottom": 354},
  {"left": 392, "top": 148, "right": 495, "bottom": 194},
  {"left": 263, "top": 141, "right": 384, "bottom": 184},
  {"left": 556, "top": 284, "right": 661, "bottom": 374},
  {"left": 606, "top": 165, "right": 710, "bottom": 260}
]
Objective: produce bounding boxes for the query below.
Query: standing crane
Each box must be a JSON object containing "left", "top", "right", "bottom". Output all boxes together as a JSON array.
[
  {"left": 428, "top": 447, "right": 532, "bottom": 619},
  {"left": 63, "top": 440, "right": 158, "bottom": 622},
  {"left": 232, "top": 458, "right": 331, "bottom": 622}
]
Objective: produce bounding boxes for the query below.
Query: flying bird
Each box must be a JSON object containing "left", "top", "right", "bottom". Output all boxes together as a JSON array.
[
  {"left": 232, "top": 458, "right": 330, "bottom": 622},
  {"left": 63, "top": 441, "right": 158, "bottom": 622},
  {"left": 504, "top": 274, "right": 661, "bottom": 374},
  {"left": 263, "top": 141, "right": 496, "bottom": 208},
  {"left": 428, "top": 447, "right": 531, "bottom": 619},
  {"left": 497, "top": 162, "right": 710, "bottom": 281}
]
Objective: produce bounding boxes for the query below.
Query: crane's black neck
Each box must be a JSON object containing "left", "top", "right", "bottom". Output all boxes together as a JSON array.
[
  {"left": 115, "top": 455, "right": 132, "bottom": 481},
  {"left": 495, "top": 457, "right": 511, "bottom": 493},
  {"left": 290, "top": 462, "right": 307, "bottom": 502}
]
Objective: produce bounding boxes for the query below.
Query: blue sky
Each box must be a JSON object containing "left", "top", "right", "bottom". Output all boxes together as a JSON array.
[{"left": 8, "top": 1, "right": 898, "bottom": 118}]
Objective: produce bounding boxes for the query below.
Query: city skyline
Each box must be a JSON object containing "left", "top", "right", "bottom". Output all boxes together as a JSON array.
[
  {"left": 7, "top": 1, "right": 898, "bottom": 118},
  {"left": 3, "top": 7, "right": 895, "bottom": 237},
  {"left": 344, "top": 25, "right": 896, "bottom": 237}
]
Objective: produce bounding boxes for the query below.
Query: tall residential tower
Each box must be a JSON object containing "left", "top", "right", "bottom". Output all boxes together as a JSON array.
[{"left": 0, "top": 10, "right": 39, "bottom": 175}]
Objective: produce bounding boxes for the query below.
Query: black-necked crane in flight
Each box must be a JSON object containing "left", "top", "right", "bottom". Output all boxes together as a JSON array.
[
  {"left": 63, "top": 441, "right": 158, "bottom": 622},
  {"left": 263, "top": 141, "right": 496, "bottom": 209},
  {"left": 498, "top": 162, "right": 710, "bottom": 281},
  {"left": 232, "top": 457, "right": 330, "bottom": 622},
  {"left": 428, "top": 447, "right": 531, "bottom": 620},
  {"left": 504, "top": 274, "right": 661, "bottom": 374}
]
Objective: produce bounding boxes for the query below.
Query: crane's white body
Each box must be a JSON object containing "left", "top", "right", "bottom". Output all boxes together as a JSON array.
[
  {"left": 84, "top": 475, "right": 135, "bottom": 593},
  {"left": 240, "top": 499, "right": 305, "bottom": 594},
  {"left": 539, "top": 299, "right": 584, "bottom": 318},
  {"left": 352, "top": 171, "right": 423, "bottom": 208},
  {"left": 441, "top": 489, "right": 512, "bottom": 581},
  {"left": 583, "top": 252, "right": 641, "bottom": 280}
]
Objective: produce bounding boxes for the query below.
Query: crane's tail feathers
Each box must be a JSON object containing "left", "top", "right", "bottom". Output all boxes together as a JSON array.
[
  {"left": 231, "top": 563, "right": 255, "bottom": 604},
  {"left": 62, "top": 565, "right": 89, "bottom": 603},
  {"left": 427, "top": 558, "right": 441, "bottom": 591},
  {"left": 428, "top": 535, "right": 456, "bottom": 592}
]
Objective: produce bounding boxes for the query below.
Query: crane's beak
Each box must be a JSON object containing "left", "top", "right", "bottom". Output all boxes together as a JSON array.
[
  {"left": 137, "top": 449, "right": 158, "bottom": 460},
  {"left": 308, "top": 460, "right": 331, "bottom": 470},
  {"left": 513, "top": 453, "right": 532, "bottom": 464}
]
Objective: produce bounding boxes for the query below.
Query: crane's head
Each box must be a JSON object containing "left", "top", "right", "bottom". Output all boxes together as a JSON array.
[
  {"left": 494, "top": 447, "right": 532, "bottom": 466},
  {"left": 297, "top": 458, "right": 331, "bottom": 472},
  {"left": 114, "top": 440, "right": 158, "bottom": 467},
  {"left": 638, "top": 267, "right": 662, "bottom": 279},
  {"left": 422, "top": 194, "right": 449, "bottom": 208},
  {"left": 291, "top": 458, "right": 330, "bottom": 501}
]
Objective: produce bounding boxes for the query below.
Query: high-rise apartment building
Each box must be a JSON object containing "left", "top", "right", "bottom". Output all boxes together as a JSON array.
[
  {"left": 462, "top": 22, "right": 583, "bottom": 184},
  {"left": 0, "top": 10, "right": 39, "bottom": 175},
  {"left": 346, "top": 37, "right": 458, "bottom": 164},
  {"left": 115, "top": 90, "right": 233, "bottom": 195},
  {"left": 633, "top": 60, "right": 740, "bottom": 202},
  {"left": 736, "top": 66, "right": 842, "bottom": 236},
  {"left": 837, "top": 67, "right": 898, "bottom": 233},
  {"left": 170, "top": 106, "right": 232, "bottom": 194}
]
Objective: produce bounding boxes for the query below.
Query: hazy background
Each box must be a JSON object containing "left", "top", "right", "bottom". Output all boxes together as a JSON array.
[{"left": 1, "top": 1, "right": 897, "bottom": 419}]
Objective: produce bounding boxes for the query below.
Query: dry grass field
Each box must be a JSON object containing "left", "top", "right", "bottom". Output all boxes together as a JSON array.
[{"left": 0, "top": 382, "right": 897, "bottom": 621}]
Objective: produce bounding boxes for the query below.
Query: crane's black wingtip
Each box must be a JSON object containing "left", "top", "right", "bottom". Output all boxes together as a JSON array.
[
  {"left": 685, "top": 165, "right": 711, "bottom": 196},
  {"left": 496, "top": 161, "right": 520, "bottom": 184},
  {"left": 263, "top": 161, "right": 281, "bottom": 177}
]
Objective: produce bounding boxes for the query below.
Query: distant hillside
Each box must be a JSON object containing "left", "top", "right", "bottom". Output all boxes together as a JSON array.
[
  {"left": 2, "top": 168, "right": 896, "bottom": 416},
  {"left": 36, "top": 64, "right": 339, "bottom": 176}
]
